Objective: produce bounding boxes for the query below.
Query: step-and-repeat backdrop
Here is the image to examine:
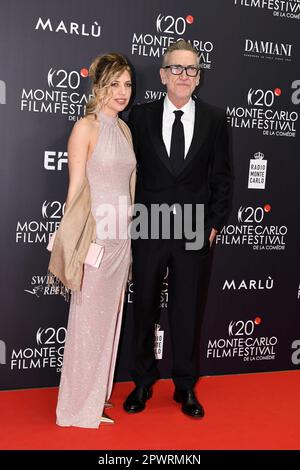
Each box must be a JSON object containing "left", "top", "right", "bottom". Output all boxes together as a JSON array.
[{"left": 1, "top": 0, "right": 299, "bottom": 389}]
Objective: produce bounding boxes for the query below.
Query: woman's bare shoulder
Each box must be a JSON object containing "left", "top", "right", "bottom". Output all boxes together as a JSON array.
[{"left": 73, "top": 114, "right": 99, "bottom": 134}]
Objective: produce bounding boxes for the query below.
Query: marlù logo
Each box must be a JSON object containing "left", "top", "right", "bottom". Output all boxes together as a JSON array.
[
  {"left": 233, "top": 0, "right": 300, "bottom": 20},
  {"left": 227, "top": 87, "right": 298, "bottom": 138},
  {"left": 35, "top": 17, "right": 101, "bottom": 37},
  {"left": 222, "top": 276, "right": 274, "bottom": 291},
  {"left": 131, "top": 12, "right": 214, "bottom": 69}
]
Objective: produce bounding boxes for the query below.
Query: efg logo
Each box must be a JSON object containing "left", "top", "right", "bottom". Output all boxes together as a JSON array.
[
  {"left": 0, "top": 80, "right": 6, "bottom": 104},
  {"left": 131, "top": 12, "right": 214, "bottom": 69},
  {"left": 44, "top": 151, "right": 68, "bottom": 171},
  {"left": 216, "top": 203, "right": 288, "bottom": 251},
  {"left": 291, "top": 340, "right": 300, "bottom": 365},
  {"left": 227, "top": 86, "right": 298, "bottom": 138},
  {"left": 0, "top": 339, "right": 6, "bottom": 365}
]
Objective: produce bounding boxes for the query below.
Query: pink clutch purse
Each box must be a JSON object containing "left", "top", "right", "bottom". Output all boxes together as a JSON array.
[{"left": 47, "top": 232, "right": 104, "bottom": 269}]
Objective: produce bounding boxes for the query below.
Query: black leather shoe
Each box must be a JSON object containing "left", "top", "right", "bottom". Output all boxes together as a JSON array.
[
  {"left": 123, "top": 386, "right": 152, "bottom": 413},
  {"left": 174, "top": 389, "right": 204, "bottom": 418}
]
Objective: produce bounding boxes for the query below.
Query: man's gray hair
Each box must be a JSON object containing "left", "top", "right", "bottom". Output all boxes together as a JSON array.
[{"left": 162, "top": 40, "right": 200, "bottom": 67}]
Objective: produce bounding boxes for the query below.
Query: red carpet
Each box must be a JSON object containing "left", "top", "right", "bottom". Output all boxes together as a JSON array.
[{"left": 0, "top": 371, "right": 299, "bottom": 450}]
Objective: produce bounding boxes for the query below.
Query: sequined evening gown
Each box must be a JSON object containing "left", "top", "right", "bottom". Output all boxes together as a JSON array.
[{"left": 56, "top": 111, "right": 136, "bottom": 428}]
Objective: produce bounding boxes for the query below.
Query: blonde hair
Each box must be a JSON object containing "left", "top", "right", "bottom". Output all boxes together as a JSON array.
[
  {"left": 85, "top": 53, "right": 132, "bottom": 117},
  {"left": 162, "top": 40, "right": 200, "bottom": 67}
]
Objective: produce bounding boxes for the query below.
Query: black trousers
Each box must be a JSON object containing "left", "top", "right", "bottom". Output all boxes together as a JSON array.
[{"left": 131, "top": 236, "right": 210, "bottom": 390}]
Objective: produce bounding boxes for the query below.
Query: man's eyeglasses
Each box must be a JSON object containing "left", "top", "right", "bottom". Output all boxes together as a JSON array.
[{"left": 162, "top": 65, "right": 200, "bottom": 77}]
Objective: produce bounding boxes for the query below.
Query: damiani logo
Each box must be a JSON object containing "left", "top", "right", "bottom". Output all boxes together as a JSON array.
[{"left": 244, "top": 39, "right": 292, "bottom": 58}]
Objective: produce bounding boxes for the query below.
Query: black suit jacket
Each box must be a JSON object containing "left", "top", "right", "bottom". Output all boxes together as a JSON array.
[{"left": 128, "top": 97, "right": 232, "bottom": 239}]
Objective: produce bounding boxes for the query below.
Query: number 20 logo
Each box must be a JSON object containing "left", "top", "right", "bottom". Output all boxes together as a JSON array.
[{"left": 156, "top": 14, "right": 187, "bottom": 35}]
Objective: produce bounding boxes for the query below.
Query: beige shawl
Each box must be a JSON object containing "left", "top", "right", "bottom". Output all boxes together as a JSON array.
[{"left": 48, "top": 118, "right": 133, "bottom": 293}]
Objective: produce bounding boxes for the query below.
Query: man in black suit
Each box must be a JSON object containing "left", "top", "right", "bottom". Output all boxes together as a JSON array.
[{"left": 124, "top": 41, "right": 232, "bottom": 418}]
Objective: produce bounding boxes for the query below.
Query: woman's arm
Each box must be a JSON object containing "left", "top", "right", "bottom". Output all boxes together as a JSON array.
[
  {"left": 64, "top": 119, "right": 92, "bottom": 211},
  {"left": 129, "top": 168, "right": 136, "bottom": 205}
]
